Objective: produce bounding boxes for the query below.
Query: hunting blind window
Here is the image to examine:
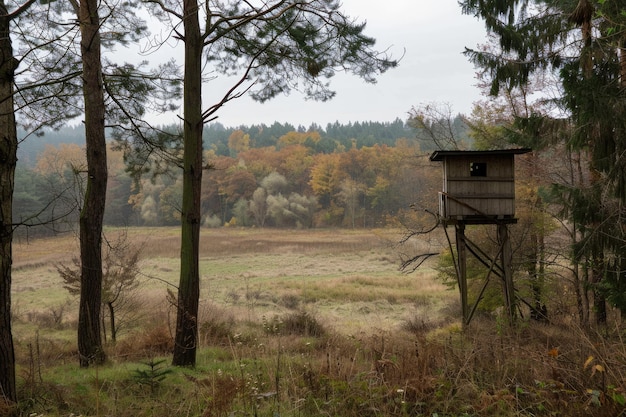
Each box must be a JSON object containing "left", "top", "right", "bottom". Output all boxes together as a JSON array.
[{"left": 470, "top": 162, "right": 487, "bottom": 177}]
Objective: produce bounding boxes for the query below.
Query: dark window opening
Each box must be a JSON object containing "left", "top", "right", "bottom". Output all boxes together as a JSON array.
[{"left": 470, "top": 162, "right": 487, "bottom": 177}]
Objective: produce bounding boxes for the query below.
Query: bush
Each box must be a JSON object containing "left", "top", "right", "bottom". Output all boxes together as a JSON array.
[
  {"left": 199, "top": 316, "right": 235, "bottom": 345},
  {"left": 203, "top": 214, "right": 222, "bottom": 228},
  {"left": 114, "top": 326, "right": 173, "bottom": 359},
  {"left": 199, "top": 303, "right": 236, "bottom": 346},
  {"left": 264, "top": 311, "right": 326, "bottom": 337},
  {"left": 278, "top": 293, "right": 300, "bottom": 310},
  {"left": 402, "top": 314, "right": 434, "bottom": 334}
]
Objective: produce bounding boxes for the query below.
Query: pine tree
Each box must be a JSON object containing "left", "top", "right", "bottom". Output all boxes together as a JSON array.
[
  {"left": 0, "top": 0, "right": 19, "bottom": 406},
  {"left": 140, "top": 0, "right": 397, "bottom": 366},
  {"left": 461, "top": 0, "right": 626, "bottom": 323}
]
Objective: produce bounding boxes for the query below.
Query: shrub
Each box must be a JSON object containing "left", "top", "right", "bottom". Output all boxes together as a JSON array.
[
  {"left": 200, "top": 316, "right": 235, "bottom": 345},
  {"left": 0, "top": 397, "right": 16, "bottom": 416},
  {"left": 203, "top": 214, "right": 222, "bottom": 228},
  {"left": 402, "top": 314, "right": 434, "bottom": 334},
  {"left": 264, "top": 311, "right": 326, "bottom": 337},
  {"left": 199, "top": 303, "right": 236, "bottom": 346},
  {"left": 201, "top": 375, "right": 243, "bottom": 417},
  {"left": 278, "top": 293, "right": 300, "bottom": 310},
  {"left": 114, "top": 326, "right": 173, "bottom": 359}
]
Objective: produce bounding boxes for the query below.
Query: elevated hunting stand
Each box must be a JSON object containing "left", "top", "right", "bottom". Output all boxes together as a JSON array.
[{"left": 430, "top": 149, "right": 531, "bottom": 325}]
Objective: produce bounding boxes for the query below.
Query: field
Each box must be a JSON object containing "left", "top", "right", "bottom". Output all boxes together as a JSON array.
[
  {"left": 13, "top": 227, "right": 452, "bottom": 336},
  {"left": 8, "top": 228, "right": 626, "bottom": 416}
]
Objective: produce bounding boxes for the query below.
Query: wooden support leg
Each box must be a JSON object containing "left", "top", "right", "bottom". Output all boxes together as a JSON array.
[
  {"left": 455, "top": 223, "right": 468, "bottom": 325},
  {"left": 498, "top": 223, "right": 516, "bottom": 324}
]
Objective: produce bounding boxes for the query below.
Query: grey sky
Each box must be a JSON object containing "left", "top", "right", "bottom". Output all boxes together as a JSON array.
[{"left": 154, "top": 1, "right": 488, "bottom": 128}]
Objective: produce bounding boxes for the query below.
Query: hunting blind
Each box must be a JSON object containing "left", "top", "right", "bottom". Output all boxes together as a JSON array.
[{"left": 429, "top": 149, "right": 531, "bottom": 325}]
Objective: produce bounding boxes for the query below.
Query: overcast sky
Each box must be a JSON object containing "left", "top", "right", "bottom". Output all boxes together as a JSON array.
[{"left": 154, "top": 1, "right": 488, "bottom": 128}]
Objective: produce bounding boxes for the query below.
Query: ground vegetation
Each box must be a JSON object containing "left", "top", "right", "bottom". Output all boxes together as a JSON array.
[{"left": 9, "top": 228, "right": 626, "bottom": 416}]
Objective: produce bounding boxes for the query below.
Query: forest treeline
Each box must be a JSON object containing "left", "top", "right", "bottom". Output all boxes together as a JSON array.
[
  {"left": 15, "top": 118, "right": 462, "bottom": 234},
  {"left": 16, "top": 117, "right": 470, "bottom": 165}
]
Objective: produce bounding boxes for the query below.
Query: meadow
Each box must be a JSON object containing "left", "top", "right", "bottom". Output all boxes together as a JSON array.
[{"left": 8, "top": 228, "right": 626, "bottom": 416}]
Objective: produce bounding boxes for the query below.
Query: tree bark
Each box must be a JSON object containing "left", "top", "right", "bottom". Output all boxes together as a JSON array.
[
  {"left": 172, "top": 0, "right": 202, "bottom": 367},
  {"left": 591, "top": 250, "right": 607, "bottom": 325},
  {"left": 0, "top": 1, "right": 18, "bottom": 407},
  {"left": 529, "top": 222, "right": 548, "bottom": 321},
  {"left": 77, "top": 0, "right": 107, "bottom": 367},
  {"left": 617, "top": 35, "right": 626, "bottom": 88}
]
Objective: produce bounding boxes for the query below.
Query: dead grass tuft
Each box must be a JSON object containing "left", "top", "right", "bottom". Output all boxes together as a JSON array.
[
  {"left": 199, "top": 303, "right": 237, "bottom": 346},
  {"left": 266, "top": 311, "right": 327, "bottom": 337},
  {"left": 0, "top": 396, "right": 16, "bottom": 417},
  {"left": 200, "top": 375, "right": 244, "bottom": 417},
  {"left": 13, "top": 331, "right": 77, "bottom": 375},
  {"left": 114, "top": 325, "right": 173, "bottom": 360}
]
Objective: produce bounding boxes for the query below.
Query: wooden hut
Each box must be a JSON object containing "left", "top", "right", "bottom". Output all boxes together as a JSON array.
[
  {"left": 429, "top": 148, "right": 531, "bottom": 325},
  {"left": 429, "top": 149, "right": 531, "bottom": 224}
]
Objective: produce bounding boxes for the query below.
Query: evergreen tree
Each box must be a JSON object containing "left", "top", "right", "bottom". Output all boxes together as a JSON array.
[{"left": 461, "top": 0, "right": 626, "bottom": 322}]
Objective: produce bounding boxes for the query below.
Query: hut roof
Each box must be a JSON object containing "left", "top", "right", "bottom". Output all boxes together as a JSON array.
[{"left": 429, "top": 148, "right": 531, "bottom": 161}]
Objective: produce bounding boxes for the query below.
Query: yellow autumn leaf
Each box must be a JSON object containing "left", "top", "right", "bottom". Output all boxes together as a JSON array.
[
  {"left": 594, "top": 364, "right": 605, "bottom": 373},
  {"left": 584, "top": 356, "right": 594, "bottom": 369}
]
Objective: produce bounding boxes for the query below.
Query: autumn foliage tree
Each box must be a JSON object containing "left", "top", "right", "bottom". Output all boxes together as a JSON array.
[{"left": 227, "top": 130, "right": 250, "bottom": 156}]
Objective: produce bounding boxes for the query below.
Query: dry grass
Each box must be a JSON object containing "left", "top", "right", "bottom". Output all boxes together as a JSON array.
[
  {"left": 10, "top": 227, "right": 626, "bottom": 416},
  {"left": 12, "top": 227, "right": 454, "bottom": 339}
]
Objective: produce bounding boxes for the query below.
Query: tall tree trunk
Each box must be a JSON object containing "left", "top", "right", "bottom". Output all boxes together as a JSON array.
[
  {"left": 570, "top": 150, "right": 588, "bottom": 325},
  {"left": 77, "top": 0, "right": 107, "bottom": 367},
  {"left": 592, "top": 250, "right": 607, "bottom": 325},
  {"left": 0, "top": 1, "right": 18, "bottom": 407},
  {"left": 617, "top": 37, "right": 626, "bottom": 88},
  {"left": 528, "top": 229, "right": 542, "bottom": 320},
  {"left": 529, "top": 193, "right": 548, "bottom": 321},
  {"left": 537, "top": 217, "right": 548, "bottom": 320},
  {"left": 172, "top": 0, "right": 202, "bottom": 367}
]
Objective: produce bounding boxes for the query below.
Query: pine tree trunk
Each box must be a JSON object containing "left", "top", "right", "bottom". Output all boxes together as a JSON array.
[
  {"left": 537, "top": 218, "right": 548, "bottom": 320},
  {"left": 528, "top": 229, "right": 541, "bottom": 320},
  {"left": 570, "top": 151, "right": 589, "bottom": 325},
  {"left": 0, "top": 1, "right": 18, "bottom": 407},
  {"left": 620, "top": 38, "right": 626, "bottom": 88},
  {"left": 529, "top": 208, "right": 548, "bottom": 321},
  {"left": 592, "top": 251, "right": 607, "bottom": 325},
  {"left": 77, "top": 0, "right": 107, "bottom": 367},
  {"left": 172, "top": 0, "right": 202, "bottom": 367}
]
